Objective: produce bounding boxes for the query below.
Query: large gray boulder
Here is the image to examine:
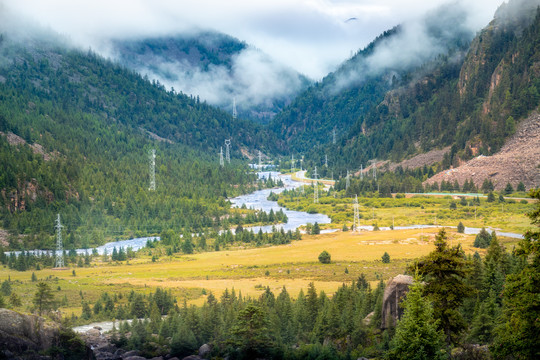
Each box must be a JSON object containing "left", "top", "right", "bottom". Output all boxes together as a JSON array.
[
  {"left": 380, "top": 275, "right": 413, "bottom": 329},
  {"left": 0, "top": 308, "right": 60, "bottom": 355},
  {"left": 198, "top": 344, "right": 212, "bottom": 359}
]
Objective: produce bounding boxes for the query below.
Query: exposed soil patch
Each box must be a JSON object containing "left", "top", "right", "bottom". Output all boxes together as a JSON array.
[{"left": 424, "top": 112, "right": 540, "bottom": 190}]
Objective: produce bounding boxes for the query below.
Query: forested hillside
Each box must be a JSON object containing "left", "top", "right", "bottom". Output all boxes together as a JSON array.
[
  {"left": 0, "top": 31, "right": 272, "bottom": 250},
  {"left": 111, "top": 32, "right": 311, "bottom": 123},
  {"left": 276, "top": 0, "right": 540, "bottom": 176},
  {"left": 270, "top": 3, "right": 475, "bottom": 155}
]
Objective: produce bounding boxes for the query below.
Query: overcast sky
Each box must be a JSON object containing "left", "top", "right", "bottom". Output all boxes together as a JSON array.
[{"left": 2, "top": 0, "right": 504, "bottom": 79}]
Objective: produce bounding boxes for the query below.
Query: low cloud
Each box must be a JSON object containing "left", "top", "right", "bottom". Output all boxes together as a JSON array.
[
  {"left": 330, "top": 1, "right": 489, "bottom": 92},
  {"left": 1, "top": 0, "right": 504, "bottom": 79},
  {"left": 122, "top": 45, "right": 308, "bottom": 113}
]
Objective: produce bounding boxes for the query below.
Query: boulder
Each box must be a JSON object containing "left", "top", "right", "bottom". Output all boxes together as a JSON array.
[
  {"left": 122, "top": 350, "right": 141, "bottom": 358},
  {"left": 0, "top": 308, "right": 60, "bottom": 355},
  {"left": 198, "top": 344, "right": 212, "bottom": 359},
  {"left": 380, "top": 274, "right": 413, "bottom": 329}
]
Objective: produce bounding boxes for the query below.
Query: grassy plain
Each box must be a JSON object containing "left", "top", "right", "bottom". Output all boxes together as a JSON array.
[
  {"left": 277, "top": 189, "right": 534, "bottom": 234},
  {"left": 0, "top": 226, "right": 519, "bottom": 319}
]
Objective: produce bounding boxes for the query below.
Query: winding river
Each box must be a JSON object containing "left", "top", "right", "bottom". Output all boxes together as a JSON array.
[
  {"left": 71, "top": 171, "right": 525, "bottom": 333},
  {"left": 9, "top": 171, "right": 523, "bottom": 260}
]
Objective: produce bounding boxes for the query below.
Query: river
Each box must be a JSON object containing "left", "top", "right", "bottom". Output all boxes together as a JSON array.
[
  {"left": 229, "top": 171, "right": 331, "bottom": 234},
  {"left": 72, "top": 171, "right": 526, "bottom": 333}
]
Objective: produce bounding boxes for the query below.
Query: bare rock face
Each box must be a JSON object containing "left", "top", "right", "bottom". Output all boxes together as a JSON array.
[
  {"left": 198, "top": 344, "right": 211, "bottom": 359},
  {"left": 381, "top": 275, "right": 413, "bottom": 329},
  {"left": 0, "top": 308, "right": 61, "bottom": 356}
]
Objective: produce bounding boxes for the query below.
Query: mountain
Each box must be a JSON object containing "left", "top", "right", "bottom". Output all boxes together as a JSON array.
[
  {"left": 0, "top": 27, "right": 271, "bottom": 249},
  {"left": 109, "top": 32, "right": 311, "bottom": 123},
  {"left": 273, "top": 0, "right": 540, "bottom": 180},
  {"left": 270, "top": 2, "right": 475, "bottom": 155}
]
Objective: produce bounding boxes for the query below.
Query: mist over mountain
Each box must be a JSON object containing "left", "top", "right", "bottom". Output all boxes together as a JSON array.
[
  {"left": 270, "top": 1, "right": 480, "bottom": 154},
  {"left": 273, "top": 0, "right": 540, "bottom": 180},
  {"left": 109, "top": 32, "right": 311, "bottom": 123}
]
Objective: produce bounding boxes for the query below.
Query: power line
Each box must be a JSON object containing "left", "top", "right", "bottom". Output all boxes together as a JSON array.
[
  {"left": 225, "top": 139, "right": 231, "bottom": 164},
  {"left": 219, "top": 147, "right": 224, "bottom": 167},
  {"left": 353, "top": 195, "right": 360, "bottom": 232},
  {"left": 149, "top": 149, "right": 156, "bottom": 191},
  {"left": 313, "top": 166, "right": 319, "bottom": 204},
  {"left": 54, "top": 214, "right": 64, "bottom": 268}
]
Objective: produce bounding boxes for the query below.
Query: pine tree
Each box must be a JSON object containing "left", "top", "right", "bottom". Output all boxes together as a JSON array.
[
  {"left": 388, "top": 272, "right": 446, "bottom": 360},
  {"left": 231, "top": 304, "right": 273, "bottom": 359},
  {"left": 468, "top": 291, "right": 499, "bottom": 344},
  {"left": 412, "top": 228, "right": 471, "bottom": 345},
  {"left": 493, "top": 189, "right": 540, "bottom": 359},
  {"left": 33, "top": 282, "right": 55, "bottom": 315},
  {"left": 457, "top": 221, "right": 465, "bottom": 233}
]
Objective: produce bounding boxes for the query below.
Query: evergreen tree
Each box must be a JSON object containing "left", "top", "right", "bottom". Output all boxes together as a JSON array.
[
  {"left": 474, "top": 228, "right": 492, "bottom": 248},
  {"left": 33, "top": 282, "right": 55, "bottom": 315},
  {"left": 9, "top": 292, "right": 22, "bottom": 307},
  {"left": 318, "top": 250, "right": 331, "bottom": 264},
  {"left": 388, "top": 272, "right": 446, "bottom": 360},
  {"left": 170, "top": 319, "right": 198, "bottom": 358},
  {"left": 81, "top": 301, "right": 92, "bottom": 320},
  {"left": 1, "top": 279, "right": 11, "bottom": 296},
  {"left": 493, "top": 189, "right": 540, "bottom": 359},
  {"left": 382, "top": 252, "right": 391, "bottom": 263},
  {"left": 230, "top": 304, "right": 273, "bottom": 359},
  {"left": 468, "top": 291, "right": 499, "bottom": 344},
  {"left": 412, "top": 228, "right": 471, "bottom": 345},
  {"left": 457, "top": 221, "right": 465, "bottom": 233},
  {"left": 312, "top": 222, "right": 321, "bottom": 235}
]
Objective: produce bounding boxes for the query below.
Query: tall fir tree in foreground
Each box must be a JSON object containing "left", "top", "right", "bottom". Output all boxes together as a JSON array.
[
  {"left": 388, "top": 272, "right": 446, "bottom": 360},
  {"left": 412, "top": 228, "right": 471, "bottom": 345}
]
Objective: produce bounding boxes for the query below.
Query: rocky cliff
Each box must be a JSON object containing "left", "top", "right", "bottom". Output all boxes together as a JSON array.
[{"left": 0, "top": 308, "right": 87, "bottom": 360}]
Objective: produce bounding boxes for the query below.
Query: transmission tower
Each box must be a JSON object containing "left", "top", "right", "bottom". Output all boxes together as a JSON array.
[
  {"left": 313, "top": 166, "right": 319, "bottom": 204},
  {"left": 54, "top": 214, "right": 64, "bottom": 268},
  {"left": 300, "top": 157, "right": 303, "bottom": 171},
  {"left": 353, "top": 195, "right": 360, "bottom": 232},
  {"left": 225, "top": 139, "right": 231, "bottom": 163},
  {"left": 291, "top": 155, "right": 295, "bottom": 172},
  {"left": 149, "top": 149, "right": 156, "bottom": 191},
  {"left": 219, "top": 147, "right": 224, "bottom": 167},
  {"left": 346, "top": 170, "right": 350, "bottom": 190},
  {"left": 325, "top": 154, "right": 328, "bottom": 167},
  {"left": 332, "top": 128, "right": 336, "bottom": 145},
  {"left": 373, "top": 165, "right": 377, "bottom": 180},
  {"left": 360, "top": 164, "right": 363, "bottom": 180},
  {"left": 258, "top": 151, "right": 262, "bottom": 168},
  {"left": 232, "top": 97, "right": 237, "bottom": 119}
]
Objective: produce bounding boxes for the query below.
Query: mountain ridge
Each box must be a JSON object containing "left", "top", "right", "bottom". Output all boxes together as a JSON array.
[{"left": 110, "top": 31, "right": 311, "bottom": 123}]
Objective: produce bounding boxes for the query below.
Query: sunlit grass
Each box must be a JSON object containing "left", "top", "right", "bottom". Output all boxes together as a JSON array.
[{"left": 2, "top": 226, "right": 517, "bottom": 319}]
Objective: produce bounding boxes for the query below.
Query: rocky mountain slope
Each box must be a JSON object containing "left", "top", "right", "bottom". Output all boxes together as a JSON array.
[
  {"left": 424, "top": 112, "right": 540, "bottom": 190},
  {"left": 275, "top": 0, "right": 540, "bottom": 181}
]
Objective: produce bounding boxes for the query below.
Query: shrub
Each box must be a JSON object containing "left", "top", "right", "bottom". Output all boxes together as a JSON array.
[
  {"left": 382, "top": 252, "right": 390, "bottom": 263},
  {"left": 457, "top": 222, "right": 465, "bottom": 233},
  {"left": 474, "top": 228, "right": 492, "bottom": 248},
  {"left": 318, "top": 251, "right": 331, "bottom": 264}
]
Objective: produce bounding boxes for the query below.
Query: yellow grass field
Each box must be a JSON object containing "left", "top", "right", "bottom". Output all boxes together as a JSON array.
[{"left": 1, "top": 227, "right": 505, "bottom": 314}]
